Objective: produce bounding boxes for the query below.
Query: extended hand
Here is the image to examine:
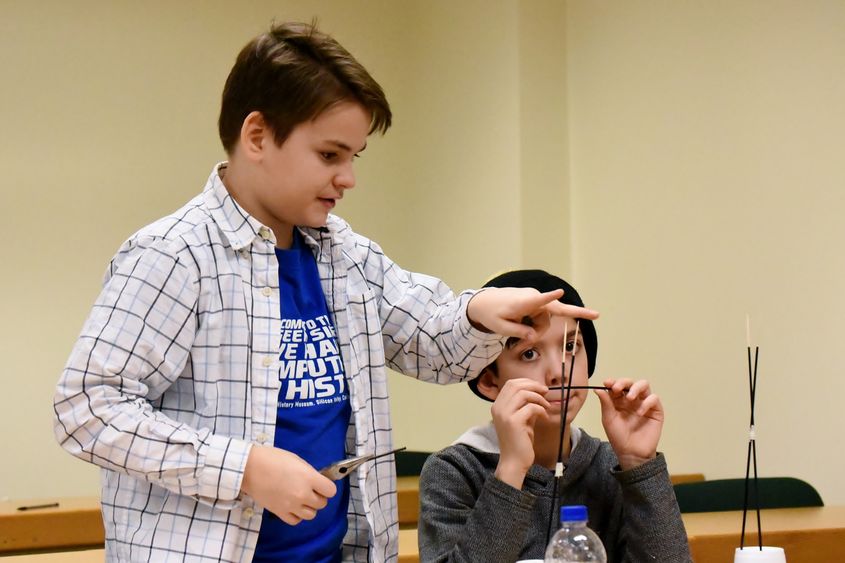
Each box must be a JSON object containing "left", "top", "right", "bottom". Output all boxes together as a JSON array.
[
  {"left": 241, "top": 445, "right": 337, "bottom": 525},
  {"left": 468, "top": 287, "right": 599, "bottom": 341},
  {"left": 595, "top": 378, "right": 664, "bottom": 471}
]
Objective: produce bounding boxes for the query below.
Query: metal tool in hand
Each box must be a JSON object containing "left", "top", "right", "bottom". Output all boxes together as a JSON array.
[{"left": 319, "top": 446, "right": 407, "bottom": 480}]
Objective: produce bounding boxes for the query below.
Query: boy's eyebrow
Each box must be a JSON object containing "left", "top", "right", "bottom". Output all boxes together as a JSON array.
[
  {"left": 325, "top": 139, "right": 367, "bottom": 153},
  {"left": 506, "top": 328, "right": 581, "bottom": 350}
]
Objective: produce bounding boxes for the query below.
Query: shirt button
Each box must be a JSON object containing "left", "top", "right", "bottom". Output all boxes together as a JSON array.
[
  {"left": 239, "top": 248, "right": 249, "bottom": 258},
  {"left": 258, "top": 227, "right": 271, "bottom": 240},
  {"left": 261, "top": 287, "right": 273, "bottom": 297},
  {"left": 243, "top": 507, "right": 254, "bottom": 518},
  {"left": 256, "top": 433, "right": 269, "bottom": 443},
  {"left": 262, "top": 356, "right": 273, "bottom": 367}
]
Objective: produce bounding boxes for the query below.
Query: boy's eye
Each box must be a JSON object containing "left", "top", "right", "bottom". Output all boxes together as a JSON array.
[
  {"left": 320, "top": 152, "right": 338, "bottom": 161},
  {"left": 565, "top": 340, "right": 580, "bottom": 354},
  {"left": 520, "top": 349, "right": 538, "bottom": 361}
]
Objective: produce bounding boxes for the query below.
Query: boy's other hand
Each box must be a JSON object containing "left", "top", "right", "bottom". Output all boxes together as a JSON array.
[
  {"left": 491, "top": 378, "right": 550, "bottom": 490},
  {"left": 241, "top": 445, "right": 337, "bottom": 525},
  {"left": 468, "top": 287, "right": 599, "bottom": 341},
  {"left": 595, "top": 378, "right": 664, "bottom": 471}
]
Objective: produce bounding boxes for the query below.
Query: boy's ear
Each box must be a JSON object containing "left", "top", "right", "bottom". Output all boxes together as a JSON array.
[
  {"left": 239, "top": 111, "right": 269, "bottom": 161},
  {"left": 475, "top": 367, "right": 501, "bottom": 401}
]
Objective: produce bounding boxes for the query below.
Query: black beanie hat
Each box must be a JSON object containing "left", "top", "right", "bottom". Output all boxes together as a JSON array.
[{"left": 467, "top": 269, "right": 598, "bottom": 402}]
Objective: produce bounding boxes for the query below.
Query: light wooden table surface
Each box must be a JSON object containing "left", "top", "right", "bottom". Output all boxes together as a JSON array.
[
  {"left": 0, "top": 549, "right": 105, "bottom": 562},
  {"left": 0, "top": 497, "right": 103, "bottom": 553},
  {"left": 683, "top": 505, "right": 845, "bottom": 562}
]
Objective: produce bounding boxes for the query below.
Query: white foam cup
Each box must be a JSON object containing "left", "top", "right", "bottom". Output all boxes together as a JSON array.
[{"left": 734, "top": 546, "right": 786, "bottom": 562}]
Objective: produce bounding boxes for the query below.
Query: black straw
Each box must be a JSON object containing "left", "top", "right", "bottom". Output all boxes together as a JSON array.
[
  {"left": 740, "top": 345, "right": 763, "bottom": 550},
  {"left": 547, "top": 385, "right": 612, "bottom": 392},
  {"left": 545, "top": 321, "right": 581, "bottom": 547},
  {"left": 16, "top": 502, "right": 59, "bottom": 511}
]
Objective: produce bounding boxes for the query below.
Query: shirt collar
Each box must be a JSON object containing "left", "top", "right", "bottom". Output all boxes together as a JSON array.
[
  {"left": 202, "top": 163, "right": 263, "bottom": 251},
  {"left": 203, "top": 162, "right": 336, "bottom": 258}
]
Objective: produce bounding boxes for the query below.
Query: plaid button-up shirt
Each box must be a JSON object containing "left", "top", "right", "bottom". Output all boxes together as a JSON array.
[{"left": 53, "top": 164, "right": 505, "bottom": 562}]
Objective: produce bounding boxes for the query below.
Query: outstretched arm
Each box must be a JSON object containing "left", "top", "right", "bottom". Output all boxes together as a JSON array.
[{"left": 349, "top": 231, "right": 599, "bottom": 383}]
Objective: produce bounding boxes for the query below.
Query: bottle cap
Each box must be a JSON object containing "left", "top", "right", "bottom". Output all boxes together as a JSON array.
[{"left": 560, "top": 504, "right": 588, "bottom": 522}]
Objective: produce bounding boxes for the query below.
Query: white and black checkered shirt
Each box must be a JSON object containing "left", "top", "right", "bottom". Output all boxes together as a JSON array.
[{"left": 53, "top": 164, "right": 505, "bottom": 562}]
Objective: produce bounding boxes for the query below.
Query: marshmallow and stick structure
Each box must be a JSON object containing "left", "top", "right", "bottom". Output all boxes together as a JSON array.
[{"left": 740, "top": 316, "right": 763, "bottom": 550}]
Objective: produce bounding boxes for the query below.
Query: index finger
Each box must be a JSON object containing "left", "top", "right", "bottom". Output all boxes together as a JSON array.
[
  {"left": 496, "top": 379, "right": 552, "bottom": 410},
  {"left": 500, "top": 377, "right": 549, "bottom": 395},
  {"left": 545, "top": 300, "right": 600, "bottom": 320}
]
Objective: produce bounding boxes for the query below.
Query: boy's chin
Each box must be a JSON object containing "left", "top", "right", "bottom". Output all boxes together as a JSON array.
[
  {"left": 536, "top": 414, "right": 564, "bottom": 430},
  {"left": 301, "top": 216, "right": 329, "bottom": 229}
]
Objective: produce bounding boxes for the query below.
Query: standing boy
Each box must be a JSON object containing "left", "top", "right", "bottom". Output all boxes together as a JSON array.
[
  {"left": 53, "top": 24, "right": 597, "bottom": 563},
  {"left": 418, "top": 270, "right": 690, "bottom": 562}
]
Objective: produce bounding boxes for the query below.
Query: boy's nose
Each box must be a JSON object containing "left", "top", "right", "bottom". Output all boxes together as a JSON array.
[
  {"left": 546, "top": 354, "right": 563, "bottom": 387},
  {"left": 333, "top": 163, "right": 356, "bottom": 190}
]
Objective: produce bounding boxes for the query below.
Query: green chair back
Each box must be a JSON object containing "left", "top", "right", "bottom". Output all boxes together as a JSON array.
[
  {"left": 395, "top": 450, "right": 431, "bottom": 477},
  {"left": 673, "top": 477, "right": 823, "bottom": 513}
]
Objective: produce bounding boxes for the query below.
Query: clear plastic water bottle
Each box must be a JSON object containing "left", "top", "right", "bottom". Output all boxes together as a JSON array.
[{"left": 544, "top": 505, "right": 607, "bottom": 562}]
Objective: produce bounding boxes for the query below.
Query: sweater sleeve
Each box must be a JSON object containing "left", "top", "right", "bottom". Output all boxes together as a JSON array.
[
  {"left": 613, "top": 453, "right": 692, "bottom": 562},
  {"left": 418, "top": 451, "right": 536, "bottom": 563}
]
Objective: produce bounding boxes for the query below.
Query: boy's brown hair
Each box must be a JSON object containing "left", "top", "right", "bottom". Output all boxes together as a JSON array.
[{"left": 218, "top": 21, "right": 392, "bottom": 153}]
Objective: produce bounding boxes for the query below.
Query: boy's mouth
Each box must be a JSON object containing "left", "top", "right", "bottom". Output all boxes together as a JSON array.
[{"left": 546, "top": 391, "right": 583, "bottom": 405}]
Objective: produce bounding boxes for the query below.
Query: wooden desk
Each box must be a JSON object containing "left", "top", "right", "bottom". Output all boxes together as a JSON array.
[
  {"left": 7, "top": 495, "right": 841, "bottom": 563},
  {"left": 0, "top": 497, "right": 103, "bottom": 554},
  {"left": 0, "top": 549, "right": 104, "bottom": 562},
  {"left": 398, "top": 528, "right": 418, "bottom": 563},
  {"left": 683, "top": 506, "right": 845, "bottom": 562},
  {"left": 670, "top": 473, "right": 705, "bottom": 485},
  {"left": 397, "top": 476, "right": 420, "bottom": 526}
]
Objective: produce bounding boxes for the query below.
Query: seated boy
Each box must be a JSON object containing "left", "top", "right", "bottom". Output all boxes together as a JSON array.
[{"left": 418, "top": 270, "right": 691, "bottom": 562}]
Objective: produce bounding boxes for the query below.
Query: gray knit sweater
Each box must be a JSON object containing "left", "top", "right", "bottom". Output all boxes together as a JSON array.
[{"left": 418, "top": 424, "right": 691, "bottom": 563}]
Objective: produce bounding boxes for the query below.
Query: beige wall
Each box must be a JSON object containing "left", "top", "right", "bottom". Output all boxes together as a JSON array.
[
  {"left": 566, "top": 0, "right": 845, "bottom": 506},
  {"left": 2, "top": 0, "right": 843, "bottom": 508}
]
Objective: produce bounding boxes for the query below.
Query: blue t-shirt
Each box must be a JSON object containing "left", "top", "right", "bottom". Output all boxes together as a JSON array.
[{"left": 253, "top": 231, "right": 351, "bottom": 563}]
